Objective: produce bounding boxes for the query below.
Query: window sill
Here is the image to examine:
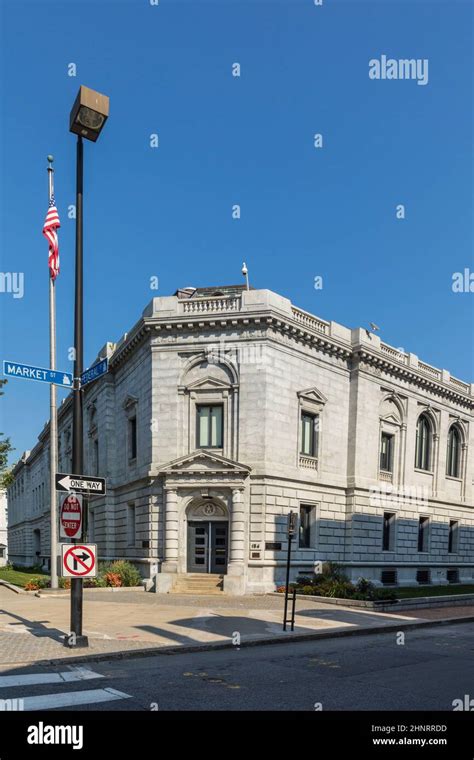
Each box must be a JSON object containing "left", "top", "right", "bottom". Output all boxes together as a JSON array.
[
  {"left": 446, "top": 475, "right": 462, "bottom": 483},
  {"left": 299, "top": 455, "right": 318, "bottom": 470},
  {"left": 414, "top": 468, "right": 433, "bottom": 476}
]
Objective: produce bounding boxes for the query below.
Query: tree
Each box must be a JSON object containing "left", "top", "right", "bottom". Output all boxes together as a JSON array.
[{"left": 0, "top": 379, "right": 14, "bottom": 489}]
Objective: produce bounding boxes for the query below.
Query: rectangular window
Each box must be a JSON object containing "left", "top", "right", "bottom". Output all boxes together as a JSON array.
[
  {"left": 0, "top": 548, "right": 4, "bottom": 558},
  {"left": 299, "top": 505, "right": 313, "bottom": 548},
  {"left": 300, "top": 412, "right": 318, "bottom": 457},
  {"left": 380, "top": 432, "right": 394, "bottom": 472},
  {"left": 93, "top": 439, "right": 99, "bottom": 476},
  {"left": 127, "top": 503, "right": 136, "bottom": 547},
  {"left": 418, "top": 516, "right": 429, "bottom": 552},
  {"left": 196, "top": 405, "right": 223, "bottom": 448},
  {"left": 448, "top": 520, "right": 459, "bottom": 554},
  {"left": 129, "top": 417, "right": 137, "bottom": 460},
  {"left": 382, "top": 512, "right": 395, "bottom": 551}
]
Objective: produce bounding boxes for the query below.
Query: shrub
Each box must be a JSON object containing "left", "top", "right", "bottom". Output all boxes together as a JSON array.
[
  {"left": 296, "top": 574, "right": 316, "bottom": 587},
  {"left": 24, "top": 576, "right": 50, "bottom": 591},
  {"left": 291, "top": 569, "right": 399, "bottom": 602},
  {"left": 354, "top": 577, "right": 377, "bottom": 599},
  {"left": 330, "top": 580, "right": 355, "bottom": 598},
  {"left": 372, "top": 588, "right": 398, "bottom": 602},
  {"left": 24, "top": 581, "right": 40, "bottom": 591},
  {"left": 104, "top": 571, "right": 122, "bottom": 587},
  {"left": 106, "top": 560, "right": 142, "bottom": 587},
  {"left": 58, "top": 577, "right": 71, "bottom": 590},
  {"left": 299, "top": 585, "right": 317, "bottom": 595}
]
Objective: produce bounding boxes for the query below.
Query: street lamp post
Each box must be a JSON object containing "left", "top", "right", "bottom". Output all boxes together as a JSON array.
[{"left": 65, "top": 86, "right": 109, "bottom": 648}]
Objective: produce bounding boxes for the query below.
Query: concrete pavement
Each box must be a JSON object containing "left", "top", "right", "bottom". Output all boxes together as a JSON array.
[{"left": 1, "top": 585, "right": 473, "bottom": 666}]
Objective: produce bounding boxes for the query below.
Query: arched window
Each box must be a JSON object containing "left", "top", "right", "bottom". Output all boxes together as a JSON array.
[
  {"left": 415, "top": 414, "right": 431, "bottom": 471},
  {"left": 447, "top": 426, "right": 461, "bottom": 478}
]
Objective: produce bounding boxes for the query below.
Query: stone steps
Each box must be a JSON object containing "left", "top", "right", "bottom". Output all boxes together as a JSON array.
[{"left": 171, "top": 573, "right": 224, "bottom": 594}]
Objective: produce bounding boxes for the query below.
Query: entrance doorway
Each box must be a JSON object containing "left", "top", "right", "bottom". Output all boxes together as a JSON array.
[{"left": 187, "top": 521, "right": 229, "bottom": 573}]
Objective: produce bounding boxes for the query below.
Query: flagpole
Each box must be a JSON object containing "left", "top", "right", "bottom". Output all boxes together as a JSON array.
[{"left": 47, "top": 155, "right": 58, "bottom": 590}]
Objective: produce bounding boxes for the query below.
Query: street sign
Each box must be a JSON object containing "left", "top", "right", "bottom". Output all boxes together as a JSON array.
[
  {"left": 3, "top": 360, "right": 73, "bottom": 388},
  {"left": 81, "top": 358, "right": 108, "bottom": 388},
  {"left": 56, "top": 473, "right": 106, "bottom": 496},
  {"left": 59, "top": 493, "right": 82, "bottom": 539},
  {"left": 61, "top": 544, "right": 97, "bottom": 578}
]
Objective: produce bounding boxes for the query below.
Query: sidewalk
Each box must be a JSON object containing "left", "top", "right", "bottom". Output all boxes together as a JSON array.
[{"left": 0, "top": 586, "right": 472, "bottom": 666}]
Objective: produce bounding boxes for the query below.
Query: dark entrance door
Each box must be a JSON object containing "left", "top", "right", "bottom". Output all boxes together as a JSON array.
[{"left": 187, "top": 521, "right": 228, "bottom": 573}]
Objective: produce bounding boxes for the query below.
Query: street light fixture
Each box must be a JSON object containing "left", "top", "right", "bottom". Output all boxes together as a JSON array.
[
  {"left": 69, "top": 85, "right": 109, "bottom": 142},
  {"left": 66, "top": 85, "right": 109, "bottom": 648}
]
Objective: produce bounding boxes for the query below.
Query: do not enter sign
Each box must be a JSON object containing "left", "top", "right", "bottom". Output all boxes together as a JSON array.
[
  {"left": 61, "top": 544, "right": 97, "bottom": 578},
  {"left": 60, "top": 493, "right": 83, "bottom": 539}
]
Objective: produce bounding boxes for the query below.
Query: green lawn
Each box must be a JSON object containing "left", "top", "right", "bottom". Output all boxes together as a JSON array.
[
  {"left": 0, "top": 566, "right": 49, "bottom": 588},
  {"left": 396, "top": 584, "right": 474, "bottom": 599}
]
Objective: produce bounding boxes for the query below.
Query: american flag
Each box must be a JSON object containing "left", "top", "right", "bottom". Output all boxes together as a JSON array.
[{"left": 43, "top": 195, "right": 60, "bottom": 279}]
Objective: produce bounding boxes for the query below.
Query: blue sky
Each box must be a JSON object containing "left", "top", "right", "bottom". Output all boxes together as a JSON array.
[{"left": 0, "top": 0, "right": 472, "bottom": 461}]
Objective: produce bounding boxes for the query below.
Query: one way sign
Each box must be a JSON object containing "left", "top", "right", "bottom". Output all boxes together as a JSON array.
[{"left": 55, "top": 473, "right": 107, "bottom": 496}]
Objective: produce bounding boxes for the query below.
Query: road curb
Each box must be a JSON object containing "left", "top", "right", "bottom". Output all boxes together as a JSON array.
[
  {"left": 0, "top": 580, "right": 26, "bottom": 594},
  {"left": 31, "top": 613, "right": 474, "bottom": 668}
]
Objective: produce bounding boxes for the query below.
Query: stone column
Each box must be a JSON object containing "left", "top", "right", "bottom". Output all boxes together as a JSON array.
[
  {"left": 398, "top": 423, "right": 407, "bottom": 487},
  {"left": 461, "top": 444, "right": 468, "bottom": 501},
  {"left": 224, "top": 487, "right": 246, "bottom": 595},
  {"left": 432, "top": 434, "right": 440, "bottom": 497},
  {"left": 229, "top": 488, "right": 245, "bottom": 564},
  {"left": 161, "top": 487, "right": 179, "bottom": 574}
]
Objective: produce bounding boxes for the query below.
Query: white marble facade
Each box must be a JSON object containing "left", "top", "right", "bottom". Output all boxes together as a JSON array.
[{"left": 7, "top": 286, "right": 474, "bottom": 592}]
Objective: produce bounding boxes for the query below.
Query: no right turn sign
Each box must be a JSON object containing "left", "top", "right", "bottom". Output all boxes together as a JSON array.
[{"left": 61, "top": 544, "right": 97, "bottom": 578}]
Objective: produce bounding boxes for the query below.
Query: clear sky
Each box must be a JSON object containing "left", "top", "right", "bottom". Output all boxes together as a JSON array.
[{"left": 0, "top": 0, "right": 473, "bottom": 462}]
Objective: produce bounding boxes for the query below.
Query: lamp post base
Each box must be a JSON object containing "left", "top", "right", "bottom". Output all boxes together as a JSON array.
[{"left": 63, "top": 634, "right": 89, "bottom": 649}]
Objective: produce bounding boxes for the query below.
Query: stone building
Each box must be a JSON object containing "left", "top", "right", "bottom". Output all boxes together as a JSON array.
[{"left": 7, "top": 285, "right": 474, "bottom": 593}]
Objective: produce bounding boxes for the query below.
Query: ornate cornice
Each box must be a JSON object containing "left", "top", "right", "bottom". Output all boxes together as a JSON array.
[
  {"left": 355, "top": 350, "right": 473, "bottom": 409},
  {"left": 106, "top": 306, "right": 471, "bottom": 409}
]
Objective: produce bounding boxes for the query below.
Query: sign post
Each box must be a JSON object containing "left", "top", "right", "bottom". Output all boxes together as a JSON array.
[
  {"left": 57, "top": 471, "right": 106, "bottom": 648},
  {"left": 283, "top": 511, "right": 297, "bottom": 631}
]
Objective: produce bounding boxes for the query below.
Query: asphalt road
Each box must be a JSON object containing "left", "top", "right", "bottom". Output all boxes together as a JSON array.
[{"left": 0, "top": 622, "right": 472, "bottom": 712}]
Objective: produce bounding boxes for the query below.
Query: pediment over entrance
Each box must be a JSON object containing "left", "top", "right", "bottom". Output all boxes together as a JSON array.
[{"left": 158, "top": 450, "right": 251, "bottom": 477}]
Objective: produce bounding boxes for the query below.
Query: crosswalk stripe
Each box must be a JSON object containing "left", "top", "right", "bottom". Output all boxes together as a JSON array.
[
  {"left": 0, "top": 667, "right": 103, "bottom": 688},
  {"left": 20, "top": 687, "right": 132, "bottom": 711}
]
